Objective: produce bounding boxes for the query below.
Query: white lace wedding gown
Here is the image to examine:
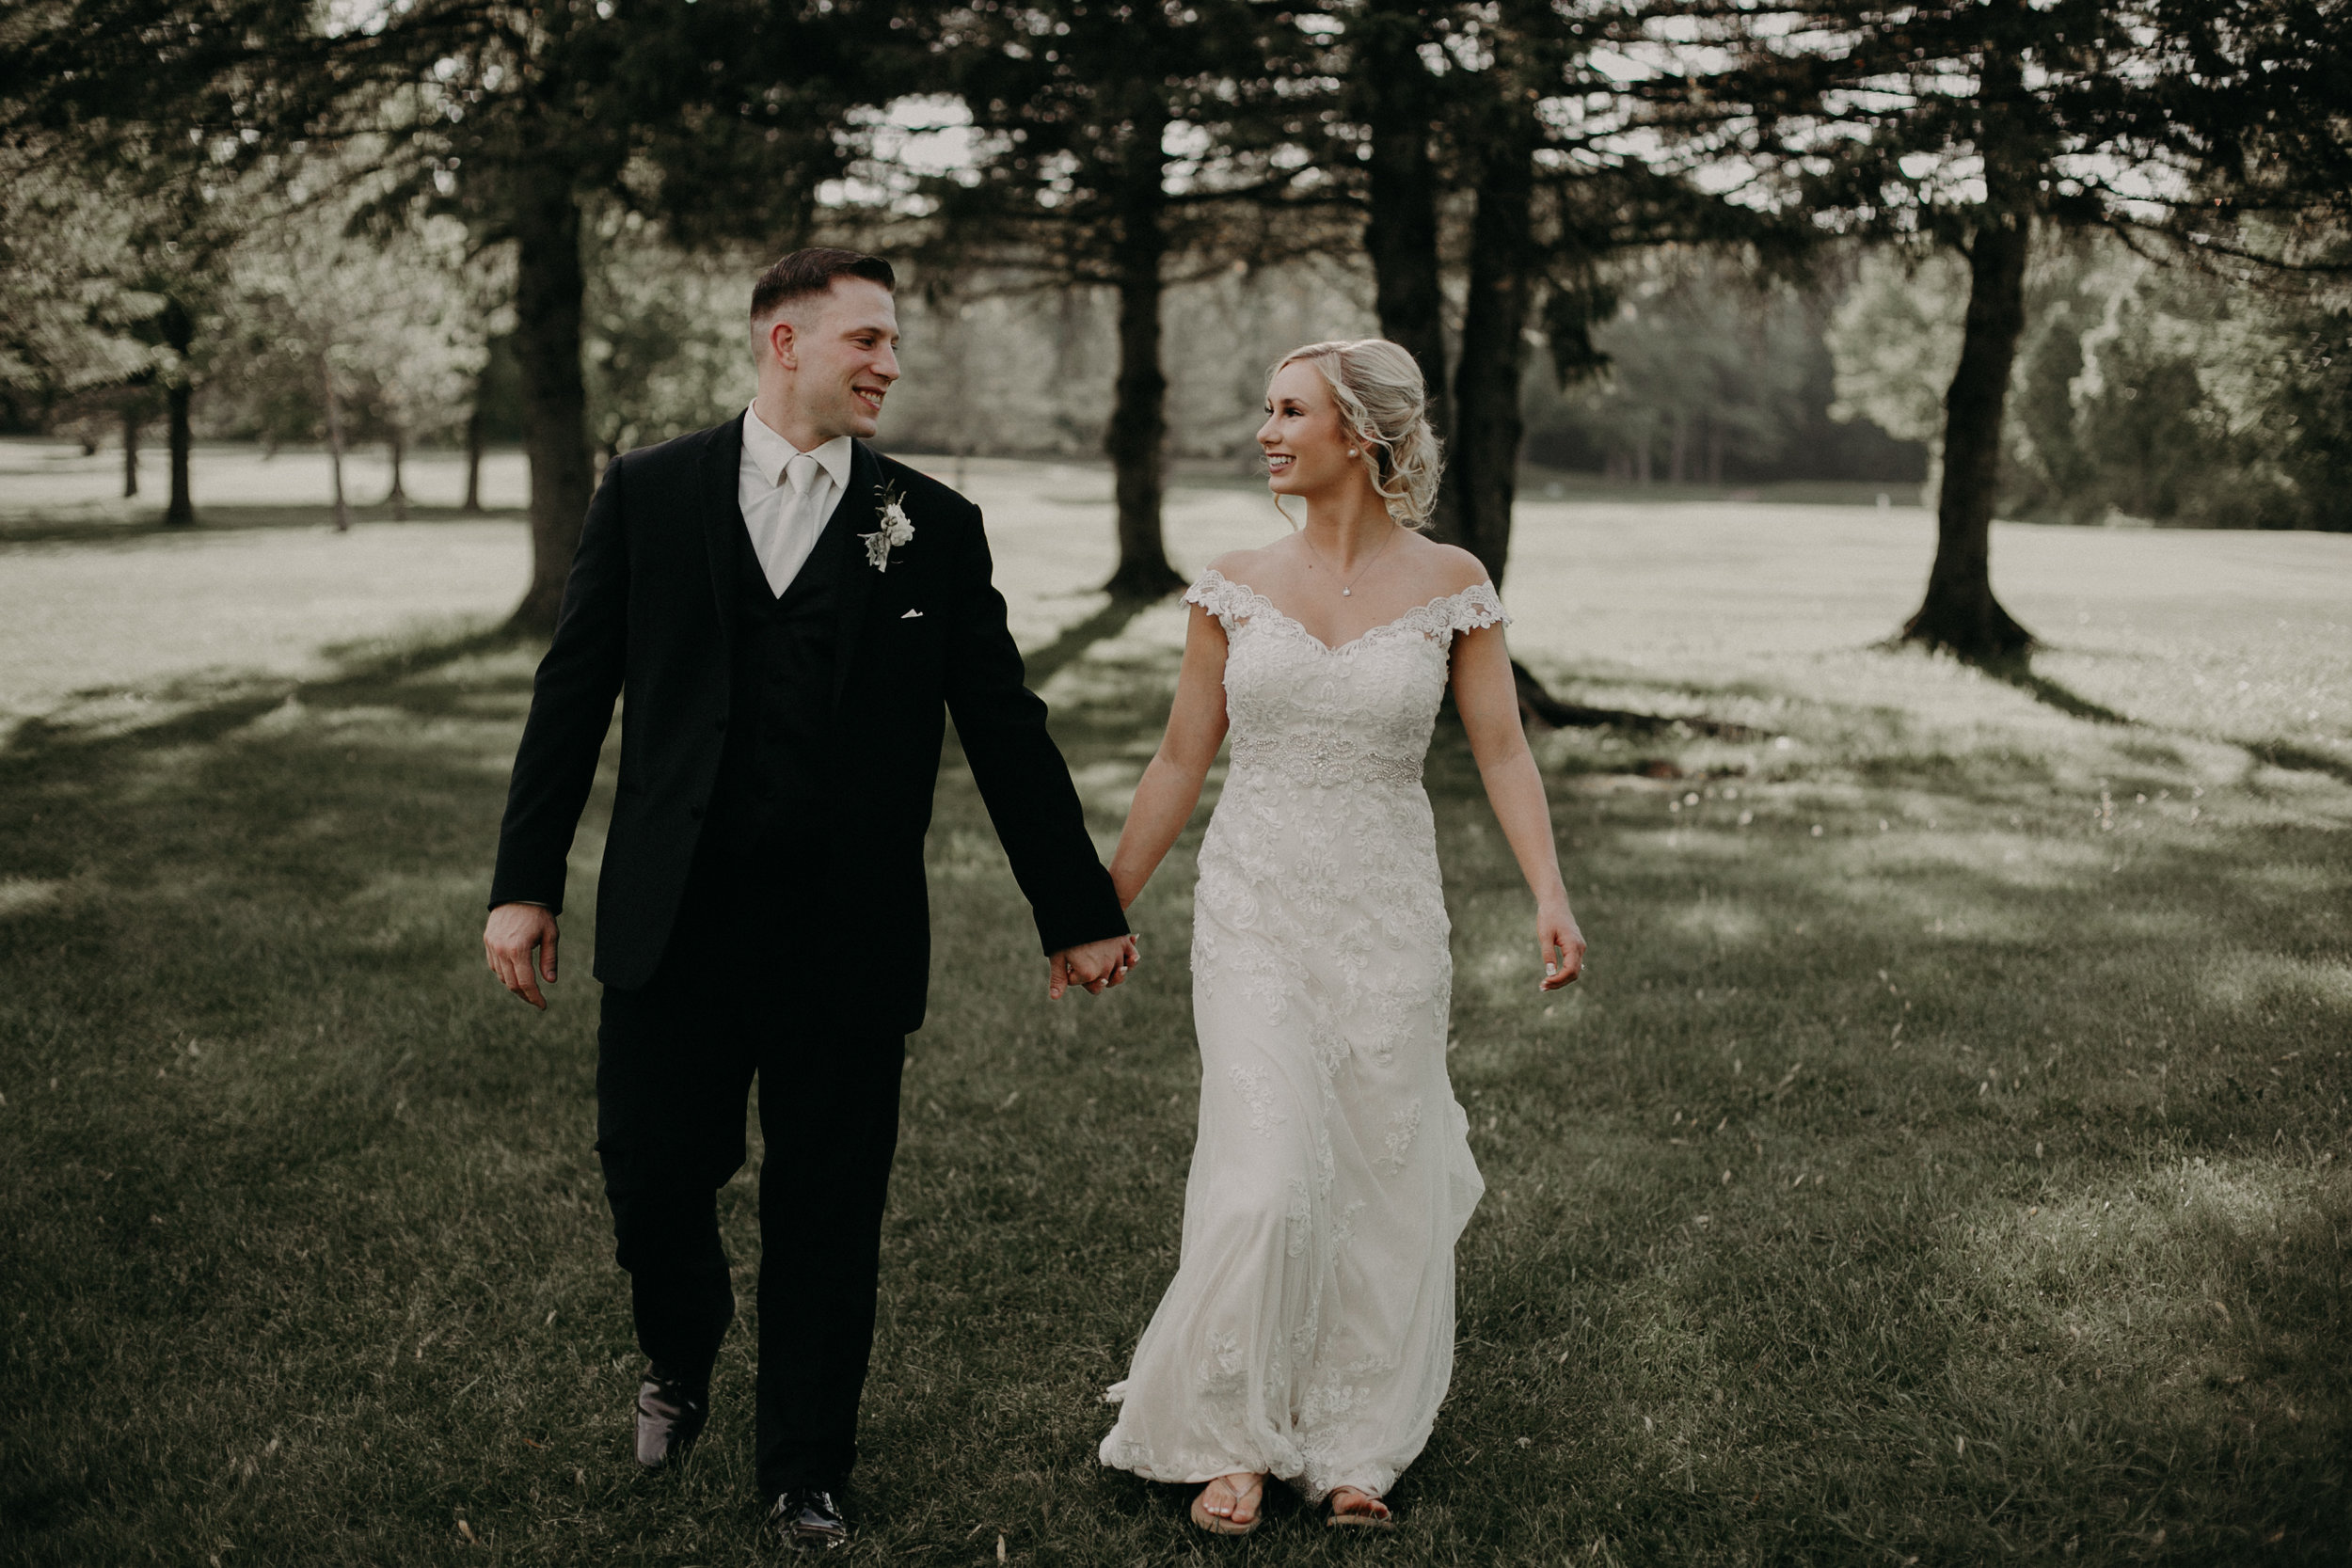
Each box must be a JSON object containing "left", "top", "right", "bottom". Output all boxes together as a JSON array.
[{"left": 1099, "top": 567, "right": 1504, "bottom": 1503}]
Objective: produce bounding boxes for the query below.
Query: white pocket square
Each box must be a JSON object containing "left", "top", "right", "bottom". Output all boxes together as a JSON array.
[{"left": 900, "top": 609, "right": 924, "bottom": 619}]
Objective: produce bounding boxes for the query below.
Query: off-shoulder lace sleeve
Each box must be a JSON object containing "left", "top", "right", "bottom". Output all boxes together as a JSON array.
[
  {"left": 1448, "top": 581, "right": 1509, "bottom": 634},
  {"left": 1183, "top": 567, "right": 1259, "bottom": 631},
  {"left": 1396, "top": 580, "right": 1509, "bottom": 645}
]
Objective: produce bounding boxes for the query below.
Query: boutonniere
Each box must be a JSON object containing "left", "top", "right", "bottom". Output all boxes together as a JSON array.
[{"left": 860, "top": 485, "right": 915, "bottom": 573}]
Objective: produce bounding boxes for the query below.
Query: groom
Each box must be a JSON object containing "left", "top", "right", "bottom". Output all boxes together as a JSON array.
[{"left": 483, "top": 248, "right": 1136, "bottom": 1548}]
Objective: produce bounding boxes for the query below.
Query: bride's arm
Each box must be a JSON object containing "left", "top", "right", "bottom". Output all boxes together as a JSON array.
[
  {"left": 1107, "top": 605, "right": 1231, "bottom": 909},
  {"left": 1451, "top": 623, "right": 1586, "bottom": 990}
]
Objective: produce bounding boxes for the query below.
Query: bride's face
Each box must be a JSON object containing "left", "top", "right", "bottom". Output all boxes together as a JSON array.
[{"left": 1257, "top": 361, "right": 1364, "bottom": 503}]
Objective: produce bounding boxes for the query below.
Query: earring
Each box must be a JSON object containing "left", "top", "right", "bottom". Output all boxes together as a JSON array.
[{"left": 1346, "top": 448, "right": 1358, "bottom": 456}]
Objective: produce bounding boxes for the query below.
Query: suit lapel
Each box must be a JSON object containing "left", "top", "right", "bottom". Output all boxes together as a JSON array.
[
  {"left": 700, "top": 412, "right": 749, "bottom": 644},
  {"left": 829, "top": 439, "right": 884, "bottom": 706}
]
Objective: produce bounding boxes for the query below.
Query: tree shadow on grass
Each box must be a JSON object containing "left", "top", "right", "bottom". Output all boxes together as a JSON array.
[
  {"left": 968, "top": 601, "right": 2352, "bottom": 1560},
  {"left": 0, "top": 601, "right": 1200, "bottom": 1565},
  {"left": 1975, "top": 650, "right": 2352, "bottom": 787},
  {"left": 1516, "top": 660, "right": 1768, "bottom": 739},
  {"left": 2248, "top": 737, "right": 2352, "bottom": 788},
  {"left": 1979, "top": 652, "right": 2136, "bottom": 726},
  {"left": 0, "top": 618, "right": 633, "bottom": 1565},
  {"left": 2, "top": 624, "right": 535, "bottom": 764},
  {"left": 1421, "top": 694, "right": 2351, "bottom": 1564},
  {"left": 6, "top": 606, "right": 2347, "bottom": 1565},
  {"left": 1019, "top": 594, "right": 1157, "bottom": 687}
]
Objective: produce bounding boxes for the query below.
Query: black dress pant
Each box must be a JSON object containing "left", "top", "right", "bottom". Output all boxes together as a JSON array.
[{"left": 596, "top": 844, "right": 904, "bottom": 1497}]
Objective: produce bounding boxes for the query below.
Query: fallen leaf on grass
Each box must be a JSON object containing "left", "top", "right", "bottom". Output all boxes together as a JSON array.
[{"left": 456, "top": 1520, "right": 478, "bottom": 1545}]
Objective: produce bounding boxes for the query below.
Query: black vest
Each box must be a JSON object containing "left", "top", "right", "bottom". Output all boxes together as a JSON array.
[{"left": 700, "top": 502, "right": 850, "bottom": 863}]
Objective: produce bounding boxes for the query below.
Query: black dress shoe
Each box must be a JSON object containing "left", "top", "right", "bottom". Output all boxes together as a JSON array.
[
  {"left": 633, "top": 1369, "right": 707, "bottom": 1469},
  {"left": 770, "top": 1487, "right": 850, "bottom": 1550}
]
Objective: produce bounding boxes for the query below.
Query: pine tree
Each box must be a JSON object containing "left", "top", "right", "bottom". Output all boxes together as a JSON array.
[{"left": 1659, "top": 0, "right": 2352, "bottom": 657}]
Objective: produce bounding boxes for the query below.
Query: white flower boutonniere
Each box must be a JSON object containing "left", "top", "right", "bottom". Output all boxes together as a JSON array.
[{"left": 860, "top": 486, "right": 915, "bottom": 573}]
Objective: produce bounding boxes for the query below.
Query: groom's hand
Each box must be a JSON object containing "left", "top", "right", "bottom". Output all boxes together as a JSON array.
[
  {"left": 485, "top": 902, "right": 561, "bottom": 1010},
  {"left": 1047, "top": 935, "right": 1139, "bottom": 1000}
]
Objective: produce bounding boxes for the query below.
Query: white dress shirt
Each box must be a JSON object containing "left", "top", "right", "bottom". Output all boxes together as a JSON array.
[{"left": 739, "top": 404, "right": 854, "bottom": 597}]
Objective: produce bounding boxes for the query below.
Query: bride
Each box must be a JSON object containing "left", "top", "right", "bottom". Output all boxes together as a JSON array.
[{"left": 1097, "top": 339, "right": 1585, "bottom": 1532}]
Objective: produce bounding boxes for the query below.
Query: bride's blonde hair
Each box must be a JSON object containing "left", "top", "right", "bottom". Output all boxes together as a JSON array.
[{"left": 1271, "top": 338, "right": 1444, "bottom": 529}]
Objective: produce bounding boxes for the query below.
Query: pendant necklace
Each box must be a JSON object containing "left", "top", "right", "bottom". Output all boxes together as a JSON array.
[{"left": 1304, "top": 520, "right": 1400, "bottom": 597}]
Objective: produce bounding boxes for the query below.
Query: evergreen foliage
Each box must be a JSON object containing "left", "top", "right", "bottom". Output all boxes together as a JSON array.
[{"left": 1644, "top": 0, "right": 2352, "bottom": 654}]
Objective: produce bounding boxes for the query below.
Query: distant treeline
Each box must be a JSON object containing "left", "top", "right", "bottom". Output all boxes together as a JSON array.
[
  {"left": 15, "top": 228, "right": 2344, "bottom": 536},
  {"left": 308, "top": 230, "right": 2352, "bottom": 528}
]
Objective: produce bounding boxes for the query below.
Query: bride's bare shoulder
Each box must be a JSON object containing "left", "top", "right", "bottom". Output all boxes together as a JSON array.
[
  {"left": 1395, "top": 536, "right": 1492, "bottom": 597},
  {"left": 1202, "top": 542, "right": 1291, "bottom": 588}
]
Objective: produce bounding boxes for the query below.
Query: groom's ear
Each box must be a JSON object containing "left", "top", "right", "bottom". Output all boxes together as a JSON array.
[{"left": 763, "top": 315, "right": 799, "bottom": 372}]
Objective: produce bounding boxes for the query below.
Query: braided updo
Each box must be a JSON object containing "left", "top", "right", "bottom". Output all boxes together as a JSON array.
[{"left": 1272, "top": 338, "right": 1445, "bottom": 529}]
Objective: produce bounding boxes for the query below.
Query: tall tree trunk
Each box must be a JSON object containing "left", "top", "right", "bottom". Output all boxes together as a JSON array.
[
  {"left": 1353, "top": 0, "right": 1458, "bottom": 538},
  {"left": 463, "top": 404, "right": 484, "bottom": 513},
  {"left": 1446, "top": 93, "right": 1537, "bottom": 585},
  {"left": 323, "top": 351, "right": 351, "bottom": 533},
  {"left": 121, "top": 405, "right": 139, "bottom": 499},
  {"left": 165, "top": 381, "right": 194, "bottom": 527},
  {"left": 509, "top": 177, "right": 595, "bottom": 636},
  {"left": 385, "top": 428, "right": 408, "bottom": 520},
  {"left": 160, "top": 298, "right": 195, "bottom": 527},
  {"left": 1903, "top": 40, "right": 2035, "bottom": 659},
  {"left": 1102, "top": 99, "right": 1184, "bottom": 602},
  {"left": 1902, "top": 198, "right": 2033, "bottom": 657}
]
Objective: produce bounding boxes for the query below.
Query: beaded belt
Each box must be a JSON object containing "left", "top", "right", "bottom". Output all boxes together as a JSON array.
[{"left": 1229, "top": 732, "right": 1424, "bottom": 788}]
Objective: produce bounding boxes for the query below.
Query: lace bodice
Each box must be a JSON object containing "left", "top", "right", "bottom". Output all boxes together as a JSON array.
[{"left": 1183, "top": 568, "right": 1509, "bottom": 792}]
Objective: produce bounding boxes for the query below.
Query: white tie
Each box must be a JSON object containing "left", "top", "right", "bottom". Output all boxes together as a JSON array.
[
  {"left": 785, "top": 450, "right": 819, "bottom": 500},
  {"left": 759, "top": 451, "right": 824, "bottom": 594}
]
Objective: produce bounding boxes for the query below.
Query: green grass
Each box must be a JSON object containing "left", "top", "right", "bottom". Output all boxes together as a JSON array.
[{"left": 2, "top": 519, "right": 2348, "bottom": 1565}]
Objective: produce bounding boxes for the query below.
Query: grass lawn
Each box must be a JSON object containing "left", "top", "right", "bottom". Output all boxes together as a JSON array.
[{"left": 1, "top": 478, "right": 2347, "bottom": 1566}]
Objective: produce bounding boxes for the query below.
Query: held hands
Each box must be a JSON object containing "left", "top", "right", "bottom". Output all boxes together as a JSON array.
[
  {"left": 1538, "top": 902, "right": 1586, "bottom": 991},
  {"left": 488, "top": 903, "right": 1138, "bottom": 1007},
  {"left": 485, "top": 902, "right": 561, "bottom": 1009},
  {"left": 1048, "top": 934, "right": 1140, "bottom": 1001}
]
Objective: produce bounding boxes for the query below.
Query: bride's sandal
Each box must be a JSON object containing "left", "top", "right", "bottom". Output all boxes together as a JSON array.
[
  {"left": 1327, "top": 1486, "right": 1394, "bottom": 1529},
  {"left": 1190, "top": 1473, "right": 1266, "bottom": 1537}
]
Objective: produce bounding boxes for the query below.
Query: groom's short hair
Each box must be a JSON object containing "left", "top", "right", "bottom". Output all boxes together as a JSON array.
[{"left": 751, "top": 248, "right": 897, "bottom": 322}]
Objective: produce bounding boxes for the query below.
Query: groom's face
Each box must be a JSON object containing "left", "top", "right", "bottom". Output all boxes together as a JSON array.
[{"left": 775, "top": 278, "right": 901, "bottom": 440}]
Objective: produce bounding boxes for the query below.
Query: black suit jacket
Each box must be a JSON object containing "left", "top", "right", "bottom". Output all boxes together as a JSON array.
[{"left": 489, "top": 414, "right": 1127, "bottom": 1031}]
